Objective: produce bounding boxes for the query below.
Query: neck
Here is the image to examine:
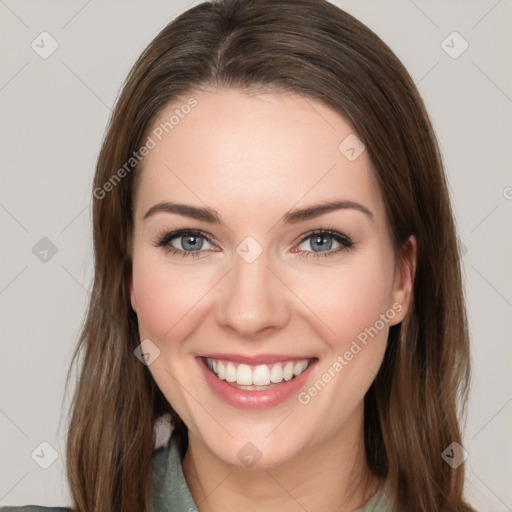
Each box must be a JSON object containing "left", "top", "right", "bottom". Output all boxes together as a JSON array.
[{"left": 182, "top": 408, "right": 382, "bottom": 512}]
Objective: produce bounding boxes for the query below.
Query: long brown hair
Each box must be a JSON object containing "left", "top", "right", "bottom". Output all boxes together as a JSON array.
[{"left": 64, "top": 0, "right": 472, "bottom": 510}]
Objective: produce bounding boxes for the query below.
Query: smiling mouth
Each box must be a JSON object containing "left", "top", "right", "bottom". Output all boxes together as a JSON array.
[{"left": 201, "top": 356, "right": 317, "bottom": 390}]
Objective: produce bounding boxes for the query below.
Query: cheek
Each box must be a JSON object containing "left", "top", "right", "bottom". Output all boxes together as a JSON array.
[
  {"left": 292, "top": 254, "right": 395, "bottom": 429},
  {"left": 295, "top": 256, "right": 395, "bottom": 347},
  {"left": 131, "top": 252, "right": 208, "bottom": 342}
]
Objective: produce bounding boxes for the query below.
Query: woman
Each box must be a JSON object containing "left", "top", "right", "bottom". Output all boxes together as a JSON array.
[{"left": 2, "top": 0, "right": 473, "bottom": 510}]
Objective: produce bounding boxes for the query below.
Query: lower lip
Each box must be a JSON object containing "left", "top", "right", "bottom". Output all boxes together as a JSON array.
[{"left": 197, "top": 357, "right": 318, "bottom": 410}]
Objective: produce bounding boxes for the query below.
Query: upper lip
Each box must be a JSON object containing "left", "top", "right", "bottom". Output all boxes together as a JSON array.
[{"left": 200, "top": 353, "right": 316, "bottom": 365}]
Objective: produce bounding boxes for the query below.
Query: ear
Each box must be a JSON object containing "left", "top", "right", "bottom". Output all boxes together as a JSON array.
[
  {"left": 388, "top": 235, "right": 417, "bottom": 326},
  {"left": 129, "top": 274, "right": 138, "bottom": 313}
]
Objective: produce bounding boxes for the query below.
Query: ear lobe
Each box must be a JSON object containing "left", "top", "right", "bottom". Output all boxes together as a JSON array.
[{"left": 389, "top": 235, "right": 417, "bottom": 326}]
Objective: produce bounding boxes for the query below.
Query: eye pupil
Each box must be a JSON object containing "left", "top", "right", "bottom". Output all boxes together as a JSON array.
[
  {"left": 182, "top": 235, "right": 203, "bottom": 251},
  {"left": 311, "top": 234, "right": 333, "bottom": 252}
]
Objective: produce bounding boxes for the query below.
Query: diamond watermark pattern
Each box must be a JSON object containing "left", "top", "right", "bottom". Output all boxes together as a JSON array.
[
  {"left": 441, "top": 442, "right": 468, "bottom": 468},
  {"left": 236, "top": 236, "right": 263, "bottom": 264},
  {"left": 31, "top": 441, "right": 59, "bottom": 469},
  {"left": 32, "top": 237, "right": 58, "bottom": 263},
  {"left": 338, "top": 134, "right": 366, "bottom": 161},
  {"left": 134, "top": 338, "right": 161, "bottom": 366},
  {"left": 237, "top": 442, "right": 263, "bottom": 468},
  {"left": 456, "top": 236, "right": 468, "bottom": 258},
  {"left": 441, "top": 31, "right": 469, "bottom": 59},
  {"left": 31, "top": 32, "right": 59, "bottom": 59}
]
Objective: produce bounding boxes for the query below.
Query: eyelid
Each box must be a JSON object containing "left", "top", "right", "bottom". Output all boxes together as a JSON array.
[
  {"left": 296, "top": 228, "right": 352, "bottom": 245},
  {"left": 154, "top": 228, "right": 216, "bottom": 247}
]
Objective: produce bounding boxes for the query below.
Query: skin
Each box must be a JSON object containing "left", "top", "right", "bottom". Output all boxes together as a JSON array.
[{"left": 129, "top": 87, "right": 416, "bottom": 512}]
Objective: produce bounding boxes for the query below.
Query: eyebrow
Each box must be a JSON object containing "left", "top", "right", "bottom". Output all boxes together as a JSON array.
[{"left": 143, "top": 200, "right": 374, "bottom": 224}]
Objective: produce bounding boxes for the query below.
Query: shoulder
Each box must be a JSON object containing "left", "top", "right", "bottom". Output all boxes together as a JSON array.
[
  {"left": 0, "top": 507, "right": 71, "bottom": 511},
  {"left": 0, "top": 447, "right": 172, "bottom": 512}
]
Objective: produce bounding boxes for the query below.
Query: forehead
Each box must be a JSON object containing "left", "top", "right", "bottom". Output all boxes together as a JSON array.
[{"left": 134, "top": 88, "right": 384, "bottom": 224}]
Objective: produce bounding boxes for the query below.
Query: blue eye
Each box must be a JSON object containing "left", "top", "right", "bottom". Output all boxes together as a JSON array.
[
  {"left": 294, "top": 230, "right": 353, "bottom": 258},
  {"left": 154, "top": 230, "right": 214, "bottom": 259},
  {"left": 154, "top": 229, "right": 353, "bottom": 259}
]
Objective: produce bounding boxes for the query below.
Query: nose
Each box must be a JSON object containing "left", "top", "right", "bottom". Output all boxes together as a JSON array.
[{"left": 215, "top": 247, "right": 290, "bottom": 339}]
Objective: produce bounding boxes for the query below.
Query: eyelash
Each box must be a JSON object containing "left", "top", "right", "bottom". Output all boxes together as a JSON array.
[{"left": 153, "top": 227, "right": 354, "bottom": 260}]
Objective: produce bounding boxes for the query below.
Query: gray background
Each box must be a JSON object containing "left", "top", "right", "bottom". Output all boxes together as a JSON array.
[{"left": 1, "top": 0, "right": 511, "bottom": 509}]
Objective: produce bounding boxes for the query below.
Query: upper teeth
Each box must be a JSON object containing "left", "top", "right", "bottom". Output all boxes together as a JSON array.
[{"left": 206, "top": 358, "right": 310, "bottom": 386}]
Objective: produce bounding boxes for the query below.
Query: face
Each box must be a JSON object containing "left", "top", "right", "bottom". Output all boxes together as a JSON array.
[{"left": 129, "top": 87, "right": 415, "bottom": 468}]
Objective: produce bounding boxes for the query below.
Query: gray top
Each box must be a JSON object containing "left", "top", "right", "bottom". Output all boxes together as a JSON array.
[{"left": 1, "top": 436, "right": 395, "bottom": 511}]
